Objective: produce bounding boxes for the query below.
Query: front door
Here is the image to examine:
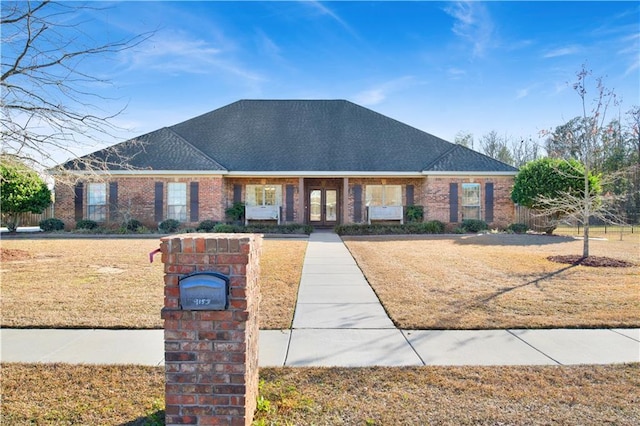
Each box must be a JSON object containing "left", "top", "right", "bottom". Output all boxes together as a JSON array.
[{"left": 307, "top": 186, "right": 339, "bottom": 227}]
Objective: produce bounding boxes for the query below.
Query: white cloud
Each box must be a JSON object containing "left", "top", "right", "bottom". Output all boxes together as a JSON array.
[
  {"left": 353, "top": 76, "right": 417, "bottom": 106},
  {"left": 516, "top": 88, "right": 529, "bottom": 99},
  {"left": 543, "top": 45, "right": 582, "bottom": 58},
  {"left": 447, "top": 67, "right": 467, "bottom": 79},
  {"left": 122, "top": 30, "right": 264, "bottom": 82},
  {"left": 444, "top": 1, "right": 494, "bottom": 58},
  {"left": 305, "top": 0, "right": 361, "bottom": 40},
  {"left": 255, "top": 29, "right": 282, "bottom": 60}
]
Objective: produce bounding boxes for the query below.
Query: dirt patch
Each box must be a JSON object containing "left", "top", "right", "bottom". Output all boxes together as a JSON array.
[
  {"left": 0, "top": 248, "right": 31, "bottom": 262},
  {"left": 548, "top": 255, "right": 636, "bottom": 268}
]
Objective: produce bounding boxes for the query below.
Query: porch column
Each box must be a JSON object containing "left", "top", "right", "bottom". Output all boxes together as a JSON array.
[
  {"left": 298, "top": 177, "right": 305, "bottom": 224},
  {"left": 343, "top": 177, "right": 350, "bottom": 224}
]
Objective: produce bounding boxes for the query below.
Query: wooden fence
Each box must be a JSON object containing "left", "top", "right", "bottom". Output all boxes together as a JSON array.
[{"left": 1, "top": 205, "right": 55, "bottom": 227}]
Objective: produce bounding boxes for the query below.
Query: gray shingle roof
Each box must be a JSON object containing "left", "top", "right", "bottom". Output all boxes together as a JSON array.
[
  {"left": 63, "top": 100, "right": 517, "bottom": 173},
  {"left": 424, "top": 144, "right": 516, "bottom": 172}
]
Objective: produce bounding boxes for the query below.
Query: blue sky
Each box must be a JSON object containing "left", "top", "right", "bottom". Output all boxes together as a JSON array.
[{"left": 71, "top": 1, "right": 640, "bottom": 153}]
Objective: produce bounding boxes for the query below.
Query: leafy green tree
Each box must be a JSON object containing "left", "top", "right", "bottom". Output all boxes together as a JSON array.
[
  {"left": 511, "top": 157, "right": 600, "bottom": 208},
  {"left": 0, "top": 156, "right": 52, "bottom": 231},
  {"left": 511, "top": 157, "right": 600, "bottom": 234}
]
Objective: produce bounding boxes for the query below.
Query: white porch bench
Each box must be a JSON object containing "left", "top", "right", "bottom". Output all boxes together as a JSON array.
[
  {"left": 245, "top": 205, "right": 280, "bottom": 225},
  {"left": 367, "top": 206, "right": 403, "bottom": 224}
]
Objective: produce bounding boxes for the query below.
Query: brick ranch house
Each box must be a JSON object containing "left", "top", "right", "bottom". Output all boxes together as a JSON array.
[{"left": 54, "top": 99, "right": 518, "bottom": 230}]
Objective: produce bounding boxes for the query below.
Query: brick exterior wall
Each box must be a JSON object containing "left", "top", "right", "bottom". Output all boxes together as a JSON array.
[
  {"left": 54, "top": 176, "right": 225, "bottom": 230},
  {"left": 54, "top": 175, "right": 515, "bottom": 229},
  {"left": 53, "top": 183, "right": 76, "bottom": 229},
  {"left": 160, "top": 233, "right": 261, "bottom": 426},
  {"left": 423, "top": 175, "right": 515, "bottom": 228}
]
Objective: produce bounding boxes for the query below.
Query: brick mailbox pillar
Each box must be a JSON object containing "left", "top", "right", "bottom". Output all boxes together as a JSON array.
[{"left": 160, "top": 233, "right": 262, "bottom": 426}]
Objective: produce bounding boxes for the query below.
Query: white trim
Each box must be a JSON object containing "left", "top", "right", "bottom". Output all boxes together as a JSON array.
[
  {"left": 423, "top": 171, "right": 517, "bottom": 176},
  {"left": 226, "top": 171, "right": 424, "bottom": 177},
  {"left": 53, "top": 170, "right": 228, "bottom": 176},
  {"left": 54, "top": 169, "right": 516, "bottom": 178}
]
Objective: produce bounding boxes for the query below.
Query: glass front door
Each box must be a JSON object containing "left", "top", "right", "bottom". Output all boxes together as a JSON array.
[{"left": 308, "top": 187, "right": 339, "bottom": 227}]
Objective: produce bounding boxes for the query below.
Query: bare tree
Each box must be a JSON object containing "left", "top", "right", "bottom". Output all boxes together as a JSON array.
[
  {"left": 1, "top": 1, "right": 151, "bottom": 180},
  {"left": 510, "top": 136, "right": 540, "bottom": 168},
  {"left": 454, "top": 131, "right": 474, "bottom": 149},
  {"left": 538, "top": 65, "right": 624, "bottom": 257},
  {"left": 480, "top": 130, "right": 514, "bottom": 165}
]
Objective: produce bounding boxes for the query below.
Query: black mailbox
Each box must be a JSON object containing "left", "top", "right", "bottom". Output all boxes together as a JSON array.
[{"left": 179, "top": 272, "right": 230, "bottom": 310}]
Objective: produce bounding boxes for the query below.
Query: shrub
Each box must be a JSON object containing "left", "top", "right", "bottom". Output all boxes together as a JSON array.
[
  {"left": 213, "top": 223, "right": 238, "bottom": 233},
  {"left": 245, "top": 223, "right": 313, "bottom": 234},
  {"left": 422, "top": 220, "right": 445, "bottom": 234},
  {"left": 76, "top": 219, "right": 98, "bottom": 230},
  {"left": 461, "top": 219, "right": 488, "bottom": 233},
  {"left": 124, "top": 219, "right": 143, "bottom": 232},
  {"left": 334, "top": 221, "right": 445, "bottom": 235},
  {"left": 159, "top": 219, "right": 181, "bottom": 233},
  {"left": 225, "top": 202, "right": 245, "bottom": 222},
  {"left": 212, "top": 223, "right": 313, "bottom": 234},
  {"left": 197, "top": 220, "right": 218, "bottom": 232},
  {"left": 39, "top": 218, "right": 65, "bottom": 232},
  {"left": 508, "top": 223, "right": 529, "bottom": 234},
  {"left": 405, "top": 205, "right": 424, "bottom": 223}
]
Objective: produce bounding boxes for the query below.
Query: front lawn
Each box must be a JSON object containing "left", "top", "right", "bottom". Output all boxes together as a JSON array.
[
  {"left": 0, "top": 238, "right": 306, "bottom": 329},
  {"left": 344, "top": 233, "right": 640, "bottom": 329},
  {"left": 3, "top": 233, "right": 638, "bottom": 330}
]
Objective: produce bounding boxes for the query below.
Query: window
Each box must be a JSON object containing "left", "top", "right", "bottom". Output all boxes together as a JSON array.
[
  {"left": 461, "top": 183, "right": 481, "bottom": 220},
  {"left": 87, "top": 182, "right": 107, "bottom": 221},
  {"left": 167, "top": 182, "right": 187, "bottom": 221},
  {"left": 365, "top": 185, "right": 401, "bottom": 207},
  {"left": 245, "top": 185, "right": 282, "bottom": 206}
]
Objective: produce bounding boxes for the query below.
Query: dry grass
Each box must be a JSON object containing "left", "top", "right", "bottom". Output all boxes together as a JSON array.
[
  {"left": 2, "top": 363, "right": 638, "bottom": 425},
  {"left": 1, "top": 238, "right": 166, "bottom": 329},
  {"left": 258, "top": 239, "right": 307, "bottom": 329},
  {"left": 1, "top": 363, "right": 165, "bottom": 425},
  {"left": 344, "top": 233, "right": 640, "bottom": 329},
  {"left": 3, "top": 233, "right": 638, "bottom": 331},
  {"left": 0, "top": 238, "right": 306, "bottom": 329},
  {"left": 255, "top": 364, "right": 640, "bottom": 425}
]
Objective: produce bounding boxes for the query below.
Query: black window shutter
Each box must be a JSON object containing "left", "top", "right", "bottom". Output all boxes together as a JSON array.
[
  {"left": 109, "top": 182, "right": 118, "bottom": 221},
  {"left": 449, "top": 183, "right": 458, "bottom": 223},
  {"left": 190, "top": 182, "right": 199, "bottom": 222},
  {"left": 485, "top": 182, "right": 494, "bottom": 223},
  {"left": 406, "top": 185, "right": 414, "bottom": 206},
  {"left": 233, "top": 184, "right": 242, "bottom": 203},
  {"left": 154, "top": 182, "right": 164, "bottom": 223},
  {"left": 74, "top": 182, "right": 84, "bottom": 221},
  {"left": 353, "top": 185, "right": 362, "bottom": 223},
  {"left": 285, "top": 185, "right": 294, "bottom": 221}
]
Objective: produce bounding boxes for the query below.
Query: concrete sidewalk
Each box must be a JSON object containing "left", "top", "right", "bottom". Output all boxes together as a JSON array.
[
  {"left": 2, "top": 327, "right": 638, "bottom": 367},
  {"left": 1, "top": 232, "right": 639, "bottom": 367}
]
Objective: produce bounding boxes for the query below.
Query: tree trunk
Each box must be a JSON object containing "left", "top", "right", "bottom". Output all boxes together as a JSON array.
[
  {"left": 583, "top": 223, "right": 590, "bottom": 258},
  {"left": 583, "top": 164, "right": 590, "bottom": 258}
]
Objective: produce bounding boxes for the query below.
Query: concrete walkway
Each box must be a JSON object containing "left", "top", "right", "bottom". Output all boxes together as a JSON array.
[{"left": 1, "top": 232, "right": 639, "bottom": 366}]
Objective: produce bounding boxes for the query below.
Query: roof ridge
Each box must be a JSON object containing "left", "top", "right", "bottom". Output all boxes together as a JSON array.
[
  {"left": 422, "top": 144, "right": 460, "bottom": 171},
  {"left": 454, "top": 143, "right": 517, "bottom": 169},
  {"left": 162, "top": 127, "right": 228, "bottom": 171}
]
